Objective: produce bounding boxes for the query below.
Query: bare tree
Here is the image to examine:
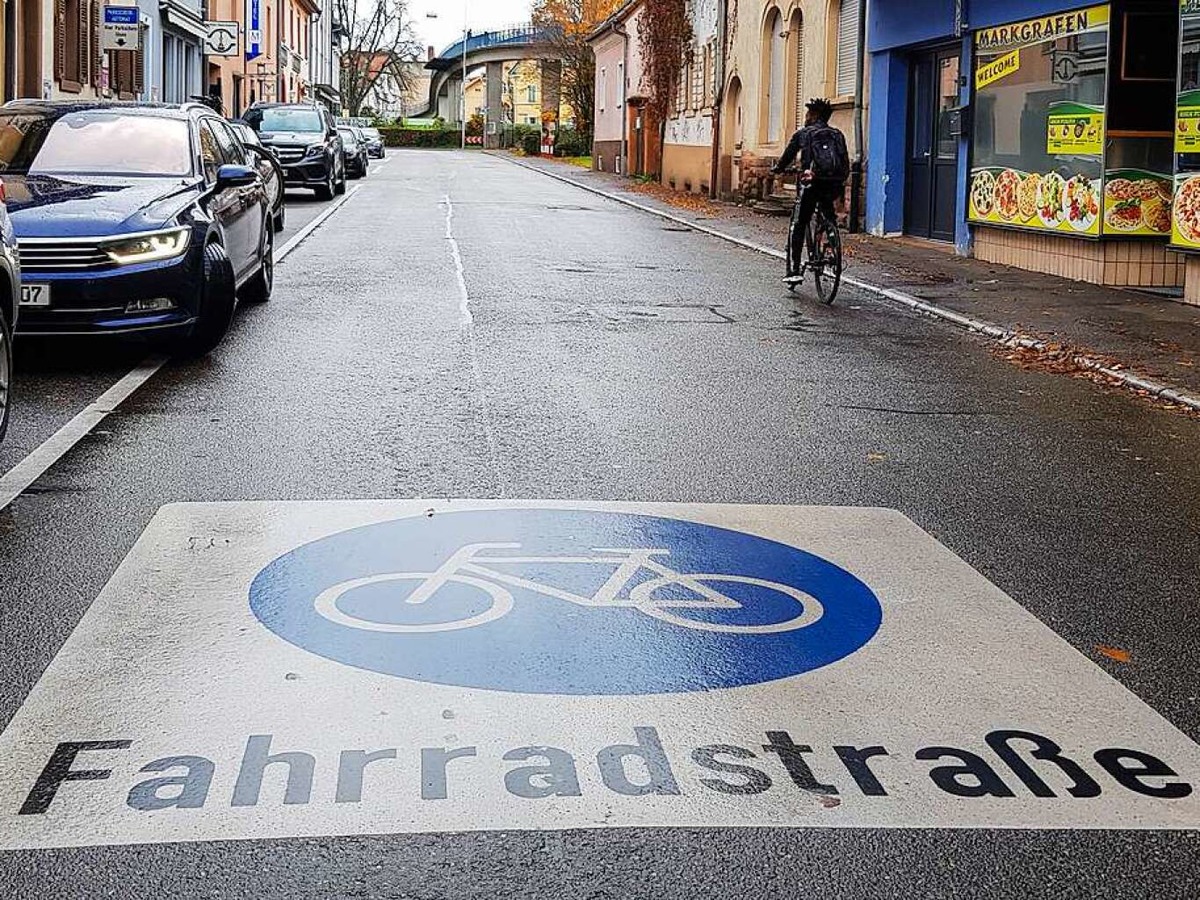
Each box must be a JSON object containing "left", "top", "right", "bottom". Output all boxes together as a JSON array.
[
  {"left": 531, "top": 0, "right": 622, "bottom": 141},
  {"left": 338, "top": 0, "right": 422, "bottom": 118}
]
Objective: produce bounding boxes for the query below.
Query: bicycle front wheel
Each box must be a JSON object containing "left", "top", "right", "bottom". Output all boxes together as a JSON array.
[{"left": 811, "top": 217, "right": 843, "bottom": 305}]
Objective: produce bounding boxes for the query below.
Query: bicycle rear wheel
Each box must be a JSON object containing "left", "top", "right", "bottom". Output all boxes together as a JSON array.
[{"left": 810, "top": 215, "right": 843, "bottom": 305}]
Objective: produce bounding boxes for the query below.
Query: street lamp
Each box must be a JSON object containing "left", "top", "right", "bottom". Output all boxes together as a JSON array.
[{"left": 426, "top": 1, "right": 470, "bottom": 150}]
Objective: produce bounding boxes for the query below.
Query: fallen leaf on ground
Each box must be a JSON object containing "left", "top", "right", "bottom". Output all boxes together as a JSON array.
[
  {"left": 866, "top": 452, "right": 887, "bottom": 463},
  {"left": 1096, "top": 645, "right": 1132, "bottom": 664}
]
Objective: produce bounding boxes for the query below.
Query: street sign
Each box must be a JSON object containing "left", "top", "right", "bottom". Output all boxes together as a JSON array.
[
  {"left": 204, "top": 20, "right": 239, "bottom": 57},
  {"left": 245, "top": 0, "right": 262, "bottom": 60},
  {"left": 0, "top": 501, "right": 1197, "bottom": 850},
  {"left": 101, "top": 6, "right": 140, "bottom": 52}
]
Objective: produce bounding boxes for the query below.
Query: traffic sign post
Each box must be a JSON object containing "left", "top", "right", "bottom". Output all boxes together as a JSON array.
[{"left": 101, "top": 6, "right": 140, "bottom": 52}]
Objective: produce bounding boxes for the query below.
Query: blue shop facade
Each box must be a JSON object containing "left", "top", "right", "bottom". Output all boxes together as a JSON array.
[{"left": 864, "top": 0, "right": 1198, "bottom": 293}]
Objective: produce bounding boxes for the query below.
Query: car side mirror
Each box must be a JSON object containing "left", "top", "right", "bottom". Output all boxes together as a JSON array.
[{"left": 216, "top": 164, "right": 257, "bottom": 188}]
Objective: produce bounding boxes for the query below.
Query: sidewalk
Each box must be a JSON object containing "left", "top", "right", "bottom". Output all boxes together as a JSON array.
[{"left": 502, "top": 153, "right": 1200, "bottom": 406}]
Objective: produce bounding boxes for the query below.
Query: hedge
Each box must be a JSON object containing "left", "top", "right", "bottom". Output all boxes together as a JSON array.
[{"left": 378, "top": 127, "right": 463, "bottom": 148}]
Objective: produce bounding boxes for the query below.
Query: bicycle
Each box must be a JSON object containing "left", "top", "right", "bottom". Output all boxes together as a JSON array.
[
  {"left": 782, "top": 171, "right": 843, "bottom": 305},
  {"left": 313, "top": 542, "right": 826, "bottom": 636}
]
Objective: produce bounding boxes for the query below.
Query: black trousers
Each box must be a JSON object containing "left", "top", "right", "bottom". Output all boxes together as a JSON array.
[{"left": 793, "top": 182, "right": 840, "bottom": 252}]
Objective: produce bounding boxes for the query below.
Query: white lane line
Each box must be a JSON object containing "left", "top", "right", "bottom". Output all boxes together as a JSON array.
[
  {"left": 0, "top": 356, "right": 168, "bottom": 510},
  {"left": 441, "top": 195, "right": 472, "bottom": 327},
  {"left": 0, "top": 188, "right": 367, "bottom": 512},
  {"left": 277, "top": 184, "right": 362, "bottom": 261},
  {"left": 440, "top": 193, "right": 506, "bottom": 497}
]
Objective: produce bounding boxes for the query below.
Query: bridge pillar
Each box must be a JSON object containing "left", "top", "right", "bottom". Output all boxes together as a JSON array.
[
  {"left": 540, "top": 60, "right": 562, "bottom": 154},
  {"left": 485, "top": 61, "right": 504, "bottom": 149}
]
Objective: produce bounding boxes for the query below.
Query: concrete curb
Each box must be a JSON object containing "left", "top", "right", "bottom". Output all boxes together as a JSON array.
[{"left": 493, "top": 152, "right": 1200, "bottom": 414}]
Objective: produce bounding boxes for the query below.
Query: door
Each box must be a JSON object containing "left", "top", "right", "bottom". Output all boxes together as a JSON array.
[
  {"left": 905, "top": 48, "right": 961, "bottom": 242},
  {"left": 199, "top": 119, "right": 254, "bottom": 281}
]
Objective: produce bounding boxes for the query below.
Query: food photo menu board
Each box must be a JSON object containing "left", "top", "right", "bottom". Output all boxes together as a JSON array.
[
  {"left": 1174, "top": 0, "right": 1200, "bottom": 249},
  {"left": 969, "top": 6, "right": 1110, "bottom": 238}
]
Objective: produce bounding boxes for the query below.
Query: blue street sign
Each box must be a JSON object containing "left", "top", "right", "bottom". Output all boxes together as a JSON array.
[
  {"left": 103, "top": 6, "right": 138, "bottom": 24},
  {"left": 246, "top": 0, "right": 262, "bottom": 61},
  {"left": 250, "top": 508, "right": 883, "bottom": 695}
]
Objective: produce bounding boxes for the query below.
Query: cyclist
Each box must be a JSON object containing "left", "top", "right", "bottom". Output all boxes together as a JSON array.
[{"left": 771, "top": 98, "right": 850, "bottom": 287}]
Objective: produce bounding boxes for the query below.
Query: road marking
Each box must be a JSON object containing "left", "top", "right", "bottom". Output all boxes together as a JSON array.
[
  {"left": 277, "top": 185, "right": 363, "bottom": 261},
  {"left": 1, "top": 500, "right": 1197, "bottom": 850},
  {"left": 0, "top": 189, "right": 365, "bottom": 512},
  {"left": 0, "top": 357, "right": 168, "bottom": 510},
  {"left": 441, "top": 194, "right": 505, "bottom": 496}
]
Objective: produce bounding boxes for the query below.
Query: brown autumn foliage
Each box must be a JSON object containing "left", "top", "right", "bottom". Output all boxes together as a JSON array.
[
  {"left": 639, "top": 0, "right": 693, "bottom": 122},
  {"left": 531, "top": 0, "right": 624, "bottom": 140}
]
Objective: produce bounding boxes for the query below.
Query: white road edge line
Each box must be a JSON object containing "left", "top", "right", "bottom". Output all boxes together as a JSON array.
[
  {"left": 496, "top": 153, "right": 1200, "bottom": 415},
  {"left": 0, "top": 187, "right": 367, "bottom": 512},
  {"left": 0, "top": 356, "right": 168, "bottom": 510},
  {"left": 278, "top": 184, "right": 362, "bottom": 261}
]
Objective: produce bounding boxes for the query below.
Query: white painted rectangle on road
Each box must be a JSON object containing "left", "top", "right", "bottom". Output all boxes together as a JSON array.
[{"left": 0, "top": 501, "right": 1197, "bottom": 850}]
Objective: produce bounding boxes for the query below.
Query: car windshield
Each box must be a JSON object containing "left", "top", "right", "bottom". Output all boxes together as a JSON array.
[
  {"left": 0, "top": 111, "right": 192, "bottom": 176},
  {"left": 260, "top": 107, "right": 324, "bottom": 133}
]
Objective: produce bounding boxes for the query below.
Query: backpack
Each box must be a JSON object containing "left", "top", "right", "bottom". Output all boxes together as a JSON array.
[{"left": 810, "top": 125, "right": 850, "bottom": 182}]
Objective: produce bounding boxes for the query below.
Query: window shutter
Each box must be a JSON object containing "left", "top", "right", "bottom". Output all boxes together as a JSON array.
[
  {"left": 83, "top": 0, "right": 96, "bottom": 87},
  {"left": 134, "top": 33, "right": 145, "bottom": 95},
  {"left": 54, "top": 0, "right": 66, "bottom": 80},
  {"left": 835, "top": 0, "right": 860, "bottom": 98}
]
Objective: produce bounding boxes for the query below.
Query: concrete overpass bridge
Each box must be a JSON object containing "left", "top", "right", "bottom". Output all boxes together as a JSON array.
[{"left": 420, "top": 24, "right": 563, "bottom": 148}]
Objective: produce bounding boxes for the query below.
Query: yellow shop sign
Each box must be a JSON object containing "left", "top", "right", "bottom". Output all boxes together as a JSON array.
[
  {"left": 976, "top": 5, "right": 1110, "bottom": 51},
  {"left": 976, "top": 50, "right": 1021, "bottom": 89}
]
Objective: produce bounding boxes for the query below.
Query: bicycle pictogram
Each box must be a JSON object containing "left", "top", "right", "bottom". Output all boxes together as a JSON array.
[{"left": 314, "top": 542, "right": 826, "bottom": 635}]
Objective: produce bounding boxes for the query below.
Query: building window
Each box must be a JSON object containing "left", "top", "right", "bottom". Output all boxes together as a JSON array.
[
  {"left": 526, "top": 84, "right": 537, "bottom": 103},
  {"left": 765, "top": 8, "right": 785, "bottom": 142},
  {"left": 55, "top": 0, "right": 90, "bottom": 92},
  {"left": 833, "top": 0, "right": 860, "bottom": 98},
  {"left": 789, "top": 12, "right": 805, "bottom": 133}
]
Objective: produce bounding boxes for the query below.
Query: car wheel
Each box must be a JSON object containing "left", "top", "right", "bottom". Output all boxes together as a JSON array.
[
  {"left": 178, "top": 243, "right": 237, "bottom": 358},
  {"left": 315, "top": 170, "right": 334, "bottom": 201},
  {"left": 241, "top": 227, "right": 274, "bottom": 304},
  {"left": 0, "top": 301, "right": 13, "bottom": 444}
]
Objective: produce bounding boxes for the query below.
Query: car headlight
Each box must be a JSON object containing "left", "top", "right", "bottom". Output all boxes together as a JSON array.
[
  {"left": 304, "top": 145, "right": 325, "bottom": 160},
  {"left": 102, "top": 228, "right": 191, "bottom": 266}
]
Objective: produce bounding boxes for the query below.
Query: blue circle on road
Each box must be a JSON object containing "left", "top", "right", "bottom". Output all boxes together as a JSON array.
[{"left": 249, "top": 508, "right": 883, "bottom": 695}]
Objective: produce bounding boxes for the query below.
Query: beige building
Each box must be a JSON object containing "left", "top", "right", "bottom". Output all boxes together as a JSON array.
[{"left": 717, "top": 0, "right": 864, "bottom": 201}]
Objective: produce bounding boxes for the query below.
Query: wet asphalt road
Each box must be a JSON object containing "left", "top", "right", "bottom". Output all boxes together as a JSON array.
[{"left": 1, "top": 149, "right": 1199, "bottom": 897}]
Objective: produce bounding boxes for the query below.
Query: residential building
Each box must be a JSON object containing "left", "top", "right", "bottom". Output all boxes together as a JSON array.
[
  {"left": 1, "top": 0, "right": 44, "bottom": 101},
  {"left": 159, "top": 0, "right": 205, "bottom": 102},
  {"left": 277, "top": 0, "right": 319, "bottom": 103},
  {"left": 504, "top": 60, "right": 543, "bottom": 127},
  {"left": 309, "top": 0, "right": 342, "bottom": 112},
  {"left": 205, "top": 0, "right": 280, "bottom": 113},
  {"left": 343, "top": 51, "right": 413, "bottom": 119},
  {"left": 589, "top": 1, "right": 659, "bottom": 176},
  {"left": 718, "top": 0, "right": 865, "bottom": 203},
  {"left": 464, "top": 70, "right": 485, "bottom": 118},
  {"left": 661, "top": 0, "right": 719, "bottom": 193}
]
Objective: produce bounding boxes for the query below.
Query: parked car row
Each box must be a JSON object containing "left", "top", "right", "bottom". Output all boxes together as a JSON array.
[{"left": 0, "top": 99, "right": 389, "bottom": 444}]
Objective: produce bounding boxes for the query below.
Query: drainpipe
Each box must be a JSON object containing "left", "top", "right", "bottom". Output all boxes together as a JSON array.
[
  {"left": 710, "top": 0, "right": 728, "bottom": 199},
  {"left": 614, "top": 19, "right": 630, "bottom": 176},
  {"left": 848, "top": 0, "right": 868, "bottom": 233}
]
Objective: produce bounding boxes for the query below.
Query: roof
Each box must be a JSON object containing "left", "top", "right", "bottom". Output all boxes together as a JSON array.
[{"left": 586, "top": 0, "right": 643, "bottom": 43}]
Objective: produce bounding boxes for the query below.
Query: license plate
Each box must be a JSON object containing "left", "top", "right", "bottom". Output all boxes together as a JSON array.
[{"left": 19, "top": 284, "right": 50, "bottom": 307}]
